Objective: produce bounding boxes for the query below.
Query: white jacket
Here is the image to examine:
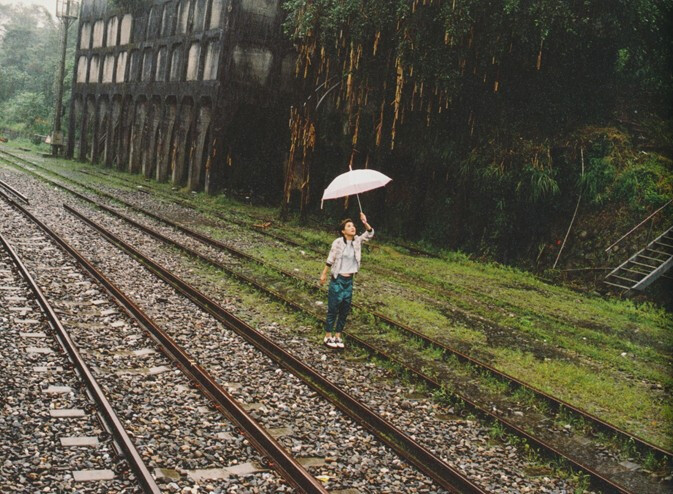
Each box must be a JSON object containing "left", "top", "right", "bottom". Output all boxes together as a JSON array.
[{"left": 325, "top": 229, "right": 374, "bottom": 279}]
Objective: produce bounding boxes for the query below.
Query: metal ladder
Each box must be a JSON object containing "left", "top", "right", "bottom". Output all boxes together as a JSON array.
[{"left": 604, "top": 226, "right": 673, "bottom": 291}]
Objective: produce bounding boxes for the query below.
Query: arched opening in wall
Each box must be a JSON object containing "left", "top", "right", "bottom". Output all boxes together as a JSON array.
[
  {"left": 186, "top": 42, "right": 200, "bottom": 81},
  {"left": 188, "top": 100, "right": 212, "bottom": 191},
  {"left": 155, "top": 46, "right": 168, "bottom": 82},
  {"left": 128, "top": 50, "right": 140, "bottom": 82},
  {"left": 88, "top": 55, "right": 100, "bottom": 84},
  {"left": 143, "top": 97, "right": 162, "bottom": 178},
  {"left": 107, "top": 16, "right": 119, "bottom": 47},
  {"left": 80, "top": 23, "right": 91, "bottom": 50},
  {"left": 203, "top": 41, "right": 219, "bottom": 80},
  {"left": 120, "top": 14, "right": 133, "bottom": 45},
  {"left": 92, "top": 20, "right": 105, "bottom": 48},
  {"left": 169, "top": 44, "right": 183, "bottom": 81},
  {"left": 176, "top": 0, "right": 191, "bottom": 34},
  {"left": 116, "top": 51, "right": 128, "bottom": 82},
  {"left": 201, "top": 124, "right": 215, "bottom": 193},
  {"left": 76, "top": 56, "right": 88, "bottom": 83},
  {"left": 95, "top": 96, "right": 110, "bottom": 164},
  {"left": 157, "top": 97, "right": 177, "bottom": 182},
  {"left": 102, "top": 55, "right": 115, "bottom": 83},
  {"left": 142, "top": 48, "right": 154, "bottom": 82},
  {"left": 109, "top": 96, "right": 122, "bottom": 167},
  {"left": 119, "top": 96, "right": 134, "bottom": 170},
  {"left": 208, "top": 0, "right": 223, "bottom": 30},
  {"left": 172, "top": 97, "right": 194, "bottom": 186},
  {"left": 160, "top": 3, "right": 173, "bottom": 37},
  {"left": 129, "top": 97, "right": 147, "bottom": 174},
  {"left": 193, "top": 0, "right": 207, "bottom": 32},
  {"left": 146, "top": 7, "right": 161, "bottom": 39}
]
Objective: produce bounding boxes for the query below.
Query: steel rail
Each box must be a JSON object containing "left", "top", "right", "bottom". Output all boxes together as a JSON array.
[
  {"left": 60, "top": 203, "right": 643, "bottom": 494},
  {"left": 0, "top": 178, "right": 30, "bottom": 203},
  {"left": 0, "top": 196, "right": 327, "bottom": 493},
  {"left": 1, "top": 150, "right": 668, "bottom": 479},
  {"left": 0, "top": 149, "right": 612, "bottom": 310},
  {"left": 342, "top": 331, "right": 635, "bottom": 494},
  {"left": 0, "top": 146, "right": 437, "bottom": 258},
  {"left": 2, "top": 150, "right": 670, "bottom": 463},
  {"left": 74, "top": 160, "right": 437, "bottom": 258},
  {"left": 47, "top": 171, "right": 672, "bottom": 466},
  {"left": 65, "top": 204, "right": 486, "bottom": 494},
  {"left": 0, "top": 208, "right": 160, "bottom": 494}
]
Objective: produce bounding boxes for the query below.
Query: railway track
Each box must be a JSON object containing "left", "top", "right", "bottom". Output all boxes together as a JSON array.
[
  {"left": 2, "top": 148, "right": 655, "bottom": 369},
  {"left": 0, "top": 250, "right": 139, "bottom": 492},
  {"left": 1, "top": 147, "right": 670, "bottom": 492},
  {"left": 0, "top": 161, "right": 500, "bottom": 493},
  {"left": 62, "top": 191, "right": 670, "bottom": 494},
  {"left": 0, "top": 206, "right": 158, "bottom": 492},
  {"left": 0, "top": 191, "right": 326, "bottom": 493}
]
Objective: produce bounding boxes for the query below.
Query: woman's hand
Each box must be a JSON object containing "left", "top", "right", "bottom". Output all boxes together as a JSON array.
[
  {"left": 360, "top": 212, "right": 371, "bottom": 230},
  {"left": 319, "top": 271, "right": 327, "bottom": 285}
]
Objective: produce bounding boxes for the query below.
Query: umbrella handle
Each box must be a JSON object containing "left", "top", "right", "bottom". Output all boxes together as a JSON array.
[{"left": 356, "top": 193, "right": 363, "bottom": 214}]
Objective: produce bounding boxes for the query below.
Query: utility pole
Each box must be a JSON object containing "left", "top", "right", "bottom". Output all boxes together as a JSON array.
[{"left": 51, "top": 0, "right": 79, "bottom": 156}]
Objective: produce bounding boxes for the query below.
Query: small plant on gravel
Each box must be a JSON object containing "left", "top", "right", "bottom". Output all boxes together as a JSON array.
[
  {"left": 479, "top": 371, "right": 510, "bottom": 396},
  {"left": 488, "top": 421, "right": 506, "bottom": 441},
  {"left": 570, "top": 470, "right": 591, "bottom": 494},
  {"left": 523, "top": 442, "right": 542, "bottom": 463},
  {"left": 427, "top": 345, "right": 445, "bottom": 361},
  {"left": 641, "top": 451, "right": 669, "bottom": 473},
  {"left": 511, "top": 386, "right": 537, "bottom": 406},
  {"left": 431, "top": 385, "right": 454, "bottom": 404},
  {"left": 619, "top": 437, "right": 639, "bottom": 461}
]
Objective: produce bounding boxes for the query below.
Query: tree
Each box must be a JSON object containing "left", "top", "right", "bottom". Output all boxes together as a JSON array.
[
  {"left": 0, "top": 3, "right": 77, "bottom": 136},
  {"left": 282, "top": 0, "right": 673, "bottom": 256}
]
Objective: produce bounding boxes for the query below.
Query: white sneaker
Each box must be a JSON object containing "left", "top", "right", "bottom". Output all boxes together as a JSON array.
[
  {"left": 324, "top": 336, "right": 338, "bottom": 348},
  {"left": 335, "top": 337, "right": 345, "bottom": 349}
]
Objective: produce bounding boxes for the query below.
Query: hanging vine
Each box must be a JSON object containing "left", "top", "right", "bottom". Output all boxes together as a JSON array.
[{"left": 281, "top": 0, "right": 673, "bottom": 237}]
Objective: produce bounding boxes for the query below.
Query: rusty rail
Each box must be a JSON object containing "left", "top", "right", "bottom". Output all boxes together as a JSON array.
[
  {"left": 0, "top": 178, "right": 29, "bottom": 204},
  {"left": 3, "top": 147, "right": 669, "bottom": 492},
  {"left": 64, "top": 203, "right": 644, "bottom": 494},
  {"left": 0, "top": 222, "right": 160, "bottom": 493},
  {"left": 1, "top": 196, "right": 327, "bottom": 493},
  {"left": 66, "top": 204, "right": 486, "bottom": 494}
]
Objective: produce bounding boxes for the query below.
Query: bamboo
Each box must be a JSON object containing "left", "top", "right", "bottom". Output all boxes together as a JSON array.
[{"left": 553, "top": 147, "right": 584, "bottom": 269}]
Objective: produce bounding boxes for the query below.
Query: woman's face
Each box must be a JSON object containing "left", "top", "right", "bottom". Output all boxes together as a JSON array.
[{"left": 341, "top": 221, "right": 356, "bottom": 237}]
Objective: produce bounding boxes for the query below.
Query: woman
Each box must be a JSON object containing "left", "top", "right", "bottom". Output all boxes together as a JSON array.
[{"left": 319, "top": 212, "right": 374, "bottom": 348}]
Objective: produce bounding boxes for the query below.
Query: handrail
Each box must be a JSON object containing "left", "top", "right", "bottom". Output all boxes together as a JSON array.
[{"left": 605, "top": 199, "right": 672, "bottom": 252}]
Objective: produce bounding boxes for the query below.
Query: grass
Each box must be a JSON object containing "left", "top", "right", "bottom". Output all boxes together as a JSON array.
[{"left": 2, "top": 147, "right": 671, "bottom": 451}]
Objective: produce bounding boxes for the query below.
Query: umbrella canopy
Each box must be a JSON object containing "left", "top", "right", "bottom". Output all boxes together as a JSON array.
[{"left": 321, "top": 169, "right": 392, "bottom": 209}]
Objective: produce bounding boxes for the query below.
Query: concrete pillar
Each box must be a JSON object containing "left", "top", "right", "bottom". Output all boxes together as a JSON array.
[{"left": 188, "top": 104, "right": 212, "bottom": 191}]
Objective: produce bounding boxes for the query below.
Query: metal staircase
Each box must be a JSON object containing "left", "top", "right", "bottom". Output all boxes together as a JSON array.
[{"left": 604, "top": 226, "right": 673, "bottom": 291}]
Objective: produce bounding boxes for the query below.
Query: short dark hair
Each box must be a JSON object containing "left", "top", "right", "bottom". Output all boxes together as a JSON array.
[{"left": 339, "top": 218, "right": 354, "bottom": 233}]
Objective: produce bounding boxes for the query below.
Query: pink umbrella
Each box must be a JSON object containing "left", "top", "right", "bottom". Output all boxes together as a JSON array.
[{"left": 321, "top": 168, "right": 392, "bottom": 211}]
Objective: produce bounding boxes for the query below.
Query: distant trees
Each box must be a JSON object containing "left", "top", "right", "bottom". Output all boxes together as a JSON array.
[{"left": 0, "top": 4, "right": 76, "bottom": 137}]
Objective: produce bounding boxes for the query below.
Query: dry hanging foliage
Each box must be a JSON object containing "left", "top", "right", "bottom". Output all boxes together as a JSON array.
[{"left": 284, "top": 105, "right": 315, "bottom": 210}]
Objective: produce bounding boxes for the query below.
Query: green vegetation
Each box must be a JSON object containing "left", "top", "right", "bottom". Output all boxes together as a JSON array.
[
  {"left": 3, "top": 150, "right": 670, "bottom": 452},
  {"left": 0, "top": 5, "right": 77, "bottom": 138},
  {"left": 281, "top": 0, "right": 673, "bottom": 264}
]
